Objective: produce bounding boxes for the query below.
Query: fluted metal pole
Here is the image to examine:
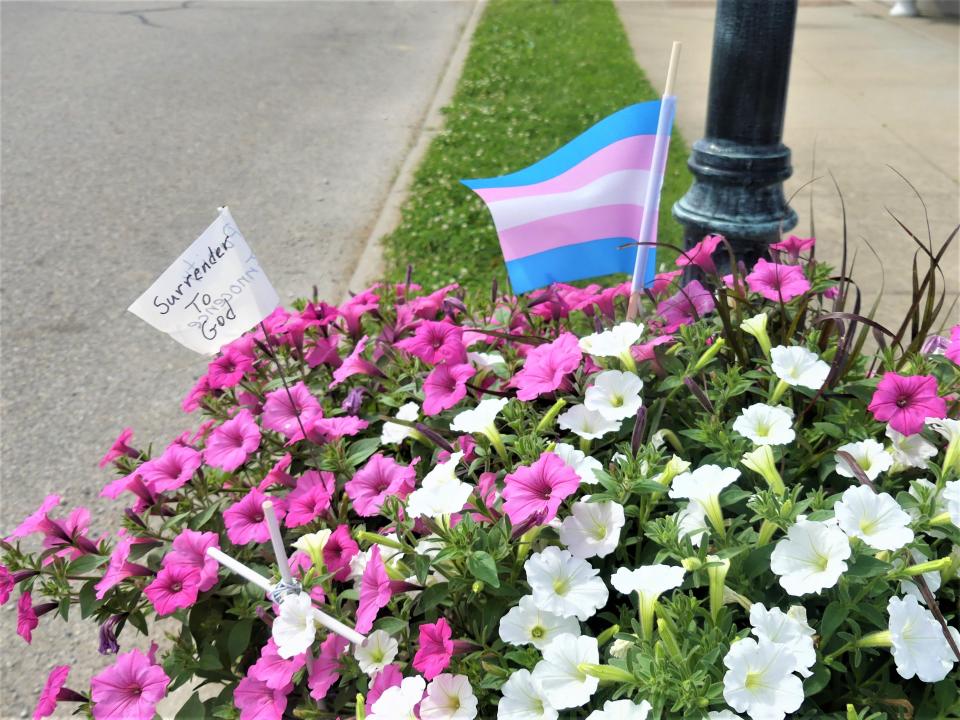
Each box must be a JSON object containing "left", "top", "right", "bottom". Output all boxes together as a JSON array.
[{"left": 673, "top": 0, "right": 799, "bottom": 266}]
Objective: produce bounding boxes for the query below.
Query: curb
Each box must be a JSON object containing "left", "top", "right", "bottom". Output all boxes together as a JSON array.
[{"left": 343, "top": 0, "right": 486, "bottom": 298}]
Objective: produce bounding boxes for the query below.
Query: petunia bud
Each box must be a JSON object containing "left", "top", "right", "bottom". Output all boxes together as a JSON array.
[
  {"left": 577, "top": 663, "right": 635, "bottom": 685},
  {"left": 596, "top": 624, "right": 620, "bottom": 647},
  {"left": 740, "top": 313, "right": 772, "bottom": 358},
  {"left": 692, "top": 337, "right": 726, "bottom": 372},
  {"left": 899, "top": 557, "right": 951, "bottom": 577},
  {"left": 655, "top": 455, "right": 690, "bottom": 486},
  {"left": 706, "top": 555, "right": 730, "bottom": 622},
  {"left": 680, "top": 557, "right": 703, "bottom": 571},
  {"left": 536, "top": 399, "right": 567, "bottom": 434},
  {"left": 656, "top": 617, "right": 683, "bottom": 660},
  {"left": 741, "top": 445, "right": 786, "bottom": 495},
  {"left": 355, "top": 694, "right": 367, "bottom": 720}
]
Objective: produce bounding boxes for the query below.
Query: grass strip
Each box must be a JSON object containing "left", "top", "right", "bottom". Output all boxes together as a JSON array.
[{"left": 382, "top": 0, "right": 691, "bottom": 296}]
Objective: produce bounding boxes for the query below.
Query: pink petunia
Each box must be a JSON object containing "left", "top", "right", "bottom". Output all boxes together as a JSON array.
[
  {"left": 205, "top": 410, "right": 261, "bottom": 472},
  {"left": 408, "top": 283, "right": 460, "bottom": 319},
  {"left": 323, "top": 525, "right": 359, "bottom": 581},
  {"left": 224, "top": 489, "right": 285, "bottom": 545},
  {"left": 329, "top": 335, "right": 384, "bottom": 389},
  {"left": 284, "top": 470, "right": 335, "bottom": 528},
  {"left": 249, "top": 638, "right": 306, "bottom": 690},
  {"left": 90, "top": 649, "right": 169, "bottom": 720},
  {"left": 631, "top": 334, "right": 676, "bottom": 364},
  {"left": 234, "top": 674, "right": 292, "bottom": 720},
  {"left": 207, "top": 347, "right": 254, "bottom": 389},
  {"left": 303, "top": 415, "right": 370, "bottom": 443},
  {"left": 40, "top": 506, "right": 98, "bottom": 559},
  {"left": 412, "top": 617, "right": 453, "bottom": 680},
  {"left": 99, "top": 428, "right": 137, "bottom": 468},
  {"left": 258, "top": 453, "right": 295, "bottom": 492},
  {"left": 745, "top": 259, "right": 810, "bottom": 302},
  {"left": 338, "top": 290, "right": 380, "bottom": 338},
  {"left": 305, "top": 332, "right": 342, "bottom": 369},
  {"left": 511, "top": 332, "right": 582, "bottom": 401},
  {"left": 356, "top": 546, "right": 391, "bottom": 634},
  {"left": 163, "top": 529, "right": 221, "bottom": 592},
  {"left": 656, "top": 280, "right": 716, "bottom": 333},
  {"left": 395, "top": 320, "right": 467, "bottom": 366},
  {"left": 139, "top": 444, "right": 202, "bottom": 493},
  {"left": 261, "top": 383, "right": 322, "bottom": 440},
  {"left": 345, "top": 454, "right": 417, "bottom": 517},
  {"left": 5, "top": 495, "right": 61, "bottom": 542},
  {"left": 34, "top": 665, "right": 75, "bottom": 720},
  {"left": 17, "top": 591, "right": 39, "bottom": 643},
  {"left": 95, "top": 531, "right": 152, "bottom": 600},
  {"left": 946, "top": 324, "right": 960, "bottom": 366},
  {"left": 651, "top": 269, "right": 683, "bottom": 297},
  {"left": 0, "top": 564, "right": 13, "bottom": 606},
  {"left": 144, "top": 564, "right": 202, "bottom": 616},
  {"left": 771, "top": 234, "right": 815, "bottom": 260},
  {"left": 307, "top": 633, "right": 350, "bottom": 701},
  {"left": 676, "top": 234, "right": 723, "bottom": 274},
  {"left": 365, "top": 664, "right": 404, "bottom": 713},
  {"left": 502, "top": 452, "right": 580, "bottom": 526},
  {"left": 422, "top": 363, "right": 475, "bottom": 416},
  {"left": 100, "top": 470, "right": 157, "bottom": 511},
  {"left": 182, "top": 374, "right": 212, "bottom": 413},
  {"left": 867, "top": 373, "right": 946, "bottom": 436}
]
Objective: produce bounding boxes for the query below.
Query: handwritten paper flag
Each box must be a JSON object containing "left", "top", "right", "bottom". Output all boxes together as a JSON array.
[{"left": 128, "top": 207, "right": 279, "bottom": 354}]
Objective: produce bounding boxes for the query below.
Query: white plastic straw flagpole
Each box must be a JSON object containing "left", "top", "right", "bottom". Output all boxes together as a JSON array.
[
  {"left": 207, "top": 547, "right": 274, "bottom": 593},
  {"left": 205, "top": 548, "right": 366, "bottom": 645},
  {"left": 262, "top": 501, "right": 293, "bottom": 585},
  {"left": 628, "top": 41, "right": 681, "bottom": 321}
]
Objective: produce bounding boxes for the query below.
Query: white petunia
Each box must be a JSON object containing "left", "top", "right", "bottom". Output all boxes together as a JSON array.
[
  {"left": 944, "top": 480, "right": 960, "bottom": 527},
  {"left": 524, "top": 546, "right": 608, "bottom": 621},
  {"left": 888, "top": 594, "right": 960, "bottom": 683},
  {"left": 611, "top": 564, "right": 685, "bottom": 637},
  {"left": 498, "top": 595, "right": 581, "bottom": 650},
  {"left": 925, "top": 416, "right": 960, "bottom": 443},
  {"left": 722, "top": 638, "right": 804, "bottom": 720},
  {"left": 770, "top": 516, "right": 851, "bottom": 596},
  {"left": 609, "top": 637, "right": 633, "bottom": 659},
  {"left": 420, "top": 673, "right": 479, "bottom": 720},
  {"left": 834, "top": 439, "right": 893, "bottom": 480},
  {"left": 834, "top": 485, "right": 914, "bottom": 550},
  {"left": 558, "top": 405, "right": 622, "bottom": 440},
  {"left": 732, "top": 404, "right": 795, "bottom": 446},
  {"left": 654, "top": 454, "right": 691, "bottom": 486},
  {"left": 353, "top": 629, "right": 398, "bottom": 676},
  {"left": 406, "top": 480, "right": 473, "bottom": 520},
  {"left": 886, "top": 425, "right": 937, "bottom": 470},
  {"left": 368, "top": 675, "right": 427, "bottom": 720},
  {"left": 579, "top": 322, "right": 644, "bottom": 358},
  {"left": 272, "top": 592, "right": 321, "bottom": 659},
  {"left": 748, "top": 604, "right": 816, "bottom": 677},
  {"left": 770, "top": 345, "right": 830, "bottom": 389},
  {"left": 497, "top": 669, "right": 557, "bottom": 720},
  {"left": 553, "top": 443, "right": 603, "bottom": 484},
  {"left": 559, "top": 500, "right": 625, "bottom": 558},
  {"left": 584, "top": 371, "right": 644, "bottom": 422},
  {"left": 422, "top": 452, "right": 465, "bottom": 489},
  {"left": 669, "top": 465, "right": 740, "bottom": 538},
  {"left": 292, "top": 529, "right": 332, "bottom": 568},
  {"left": 468, "top": 351, "right": 506, "bottom": 371},
  {"left": 531, "top": 633, "right": 599, "bottom": 710},
  {"left": 585, "top": 699, "right": 652, "bottom": 720},
  {"left": 348, "top": 534, "right": 404, "bottom": 586},
  {"left": 450, "top": 398, "right": 509, "bottom": 434},
  {"left": 708, "top": 713, "right": 743, "bottom": 720},
  {"left": 676, "top": 500, "right": 708, "bottom": 547},
  {"left": 381, "top": 402, "right": 420, "bottom": 444}
]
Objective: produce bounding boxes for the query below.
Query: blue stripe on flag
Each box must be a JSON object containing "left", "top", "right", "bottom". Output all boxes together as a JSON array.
[
  {"left": 462, "top": 101, "right": 662, "bottom": 190},
  {"left": 504, "top": 237, "right": 656, "bottom": 295}
]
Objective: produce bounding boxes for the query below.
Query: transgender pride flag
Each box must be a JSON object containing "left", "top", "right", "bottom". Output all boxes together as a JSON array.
[{"left": 462, "top": 99, "right": 675, "bottom": 294}]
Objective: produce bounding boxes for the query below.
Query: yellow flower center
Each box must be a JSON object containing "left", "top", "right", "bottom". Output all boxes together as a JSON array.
[
  {"left": 745, "top": 670, "right": 764, "bottom": 690},
  {"left": 553, "top": 576, "right": 570, "bottom": 596}
]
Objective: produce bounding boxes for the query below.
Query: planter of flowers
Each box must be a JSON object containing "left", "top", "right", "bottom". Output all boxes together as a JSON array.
[{"left": 3, "top": 234, "right": 958, "bottom": 720}]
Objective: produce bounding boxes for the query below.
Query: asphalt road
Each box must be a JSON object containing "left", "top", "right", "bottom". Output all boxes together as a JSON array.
[{"left": 0, "top": 1, "right": 472, "bottom": 713}]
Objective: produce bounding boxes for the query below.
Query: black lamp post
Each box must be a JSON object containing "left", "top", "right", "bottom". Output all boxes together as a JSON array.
[{"left": 673, "top": 0, "right": 799, "bottom": 265}]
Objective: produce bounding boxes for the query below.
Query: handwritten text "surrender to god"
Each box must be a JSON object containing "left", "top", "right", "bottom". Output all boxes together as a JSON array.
[{"left": 128, "top": 208, "right": 279, "bottom": 354}]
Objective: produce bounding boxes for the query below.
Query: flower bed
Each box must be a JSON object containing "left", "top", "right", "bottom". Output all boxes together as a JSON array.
[{"left": 3, "top": 234, "right": 959, "bottom": 720}]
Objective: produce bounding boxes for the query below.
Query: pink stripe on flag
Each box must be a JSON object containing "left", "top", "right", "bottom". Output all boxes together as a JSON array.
[
  {"left": 473, "top": 135, "right": 657, "bottom": 203},
  {"left": 499, "top": 204, "right": 644, "bottom": 262}
]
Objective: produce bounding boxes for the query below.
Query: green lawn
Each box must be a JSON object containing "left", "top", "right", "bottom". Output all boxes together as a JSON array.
[{"left": 382, "top": 0, "right": 691, "bottom": 297}]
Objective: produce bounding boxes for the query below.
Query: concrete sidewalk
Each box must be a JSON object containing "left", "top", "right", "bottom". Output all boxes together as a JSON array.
[{"left": 617, "top": 0, "right": 959, "bottom": 331}]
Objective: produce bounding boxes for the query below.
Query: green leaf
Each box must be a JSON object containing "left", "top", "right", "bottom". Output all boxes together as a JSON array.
[
  {"left": 845, "top": 555, "right": 890, "bottom": 579},
  {"left": 128, "top": 609, "right": 149, "bottom": 635},
  {"left": 820, "top": 603, "right": 847, "bottom": 642},
  {"left": 373, "top": 617, "right": 408, "bottom": 635},
  {"left": 67, "top": 554, "right": 110, "bottom": 575},
  {"left": 467, "top": 551, "right": 501, "bottom": 588},
  {"left": 417, "top": 582, "right": 450, "bottom": 611},
  {"left": 226, "top": 619, "right": 253, "bottom": 662},
  {"left": 78, "top": 579, "right": 97, "bottom": 619},
  {"left": 803, "top": 664, "right": 831, "bottom": 696},
  {"left": 176, "top": 693, "right": 206, "bottom": 720},
  {"left": 190, "top": 501, "right": 224, "bottom": 531},
  {"left": 346, "top": 437, "right": 381, "bottom": 467}
]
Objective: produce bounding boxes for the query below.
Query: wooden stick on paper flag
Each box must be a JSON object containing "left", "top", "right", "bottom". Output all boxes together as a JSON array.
[
  {"left": 627, "top": 41, "right": 681, "bottom": 321},
  {"left": 128, "top": 207, "right": 280, "bottom": 354}
]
